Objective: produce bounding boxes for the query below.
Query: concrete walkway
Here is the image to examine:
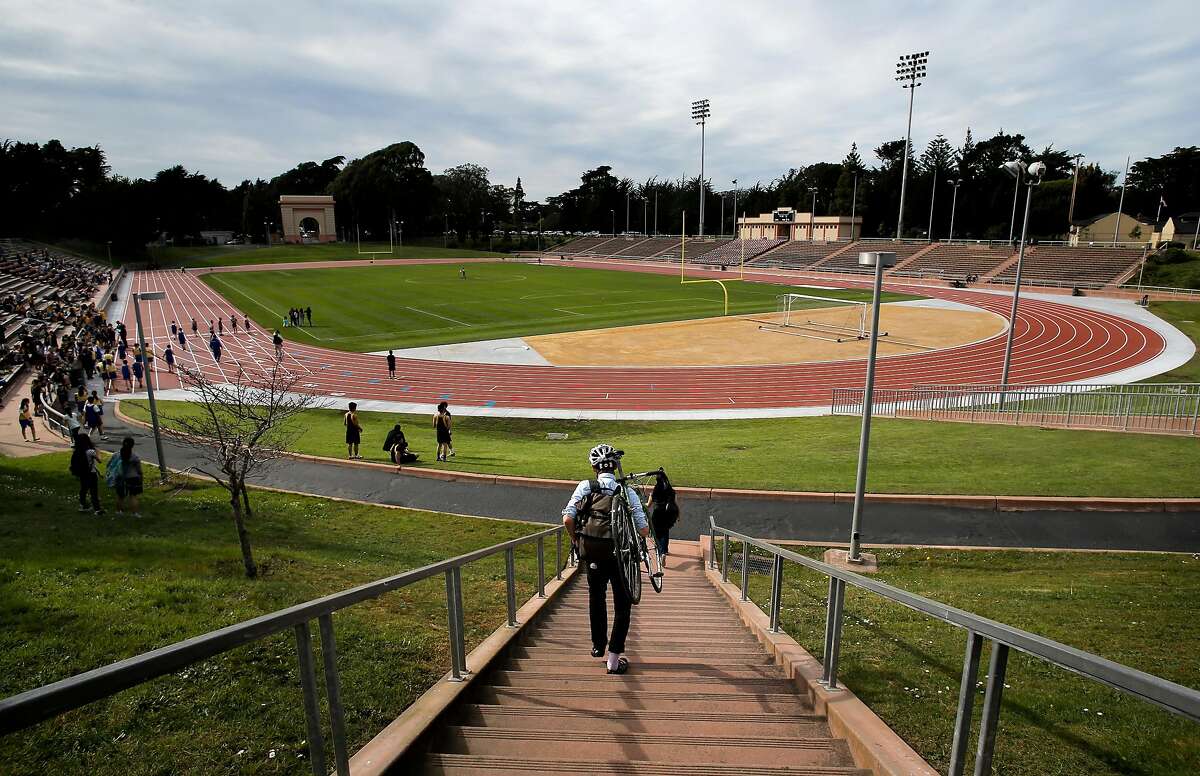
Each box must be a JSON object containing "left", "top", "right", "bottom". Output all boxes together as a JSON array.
[{"left": 91, "top": 413, "right": 1200, "bottom": 553}]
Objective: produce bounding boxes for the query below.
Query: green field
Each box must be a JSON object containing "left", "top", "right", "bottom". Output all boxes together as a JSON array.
[
  {"left": 201, "top": 261, "right": 916, "bottom": 352},
  {"left": 731, "top": 544, "right": 1200, "bottom": 776},
  {"left": 123, "top": 401, "right": 1200, "bottom": 497},
  {"left": 0, "top": 453, "right": 544, "bottom": 774},
  {"left": 1145, "top": 300, "right": 1200, "bottom": 383}
]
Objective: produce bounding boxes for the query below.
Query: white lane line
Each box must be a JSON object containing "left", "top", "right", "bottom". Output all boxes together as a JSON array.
[
  {"left": 404, "top": 306, "right": 471, "bottom": 326},
  {"left": 554, "top": 308, "right": 585, "bottom": 316}
]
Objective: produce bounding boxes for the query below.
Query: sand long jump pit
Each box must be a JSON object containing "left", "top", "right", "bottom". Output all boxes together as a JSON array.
[{"left": 523, "top": 300, "right": 1006, "bottom": 367}]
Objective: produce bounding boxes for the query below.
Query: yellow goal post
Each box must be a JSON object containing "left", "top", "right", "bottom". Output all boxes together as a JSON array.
[{"left": 679, "top": 211, "right": 745, "bottom": 315}]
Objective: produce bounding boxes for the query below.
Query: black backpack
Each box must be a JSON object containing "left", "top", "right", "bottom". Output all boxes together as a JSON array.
[{"left": 651, "top": 471, "right": 680, "bottom": 528}]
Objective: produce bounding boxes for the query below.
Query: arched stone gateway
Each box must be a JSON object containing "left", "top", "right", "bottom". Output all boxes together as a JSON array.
[{"left": 279, "top": 195, "right": 337, "bottom": 243}]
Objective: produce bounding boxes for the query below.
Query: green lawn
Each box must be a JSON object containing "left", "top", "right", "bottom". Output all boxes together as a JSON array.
[
  {"left": 1131, "top": 249, "right": 1200, "bottom": 290},
  {"left": 0, "top": 453, "right": 548, "bottom": 775},
  {"left": 123, "top": 401, "right": 1200, "bottom": 497},
  {"left": 1145, "top": 300, "right": 1200, "bottom": 383},
  {"left": 729, "top": 545, "right": 1200, "bottom": 776},
  {"left": 200, "top": 261, "right": 916, "bottom": 352}
]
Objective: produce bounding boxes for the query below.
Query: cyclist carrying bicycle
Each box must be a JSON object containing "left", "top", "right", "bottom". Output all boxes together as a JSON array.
[{"left": 562, "top": 443, "right": 649, "bottom": 675}]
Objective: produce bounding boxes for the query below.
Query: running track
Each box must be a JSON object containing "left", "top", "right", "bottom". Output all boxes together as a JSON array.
[{"left": 123, "top": 260, "right": 1166, "bottom": 414}]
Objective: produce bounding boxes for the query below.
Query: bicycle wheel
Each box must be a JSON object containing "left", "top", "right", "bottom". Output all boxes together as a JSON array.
[
  {"left": 611, "top": 496, "right": 642, "bottom": 604},
  {"left": 644, "top": 536, "right": 664, "bottom": 593}
]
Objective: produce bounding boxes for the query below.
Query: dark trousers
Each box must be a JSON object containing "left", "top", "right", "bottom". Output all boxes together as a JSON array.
[
  {"left": 582, "top": 537, "right": 631, "bottom": 654},
  {"left": 78, "top": 472, "right": 100, "bottom": 510}
]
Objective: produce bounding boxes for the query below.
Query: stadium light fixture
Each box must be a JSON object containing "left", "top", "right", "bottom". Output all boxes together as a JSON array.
[
  {"left": 894, "top": 51, "right": 929, "bottom": 240},
  {"left": 692, "top": 99, "right": 711, "bottom": 236},
  {"left": 611, "top": 208, "right": 616, "bottom": 237},
  {"left": 847, "top": 251, "right": 898, "bottom": 563},
  {"left": 132, "top": 291, "right": 168, "bottom": 482},
  {"left": 998, "top": 160, "right": 1046, "bottom": 399},
  {"left": 732, "top": 179, "right": 738, "bottom": 238},
  {"left": 809, "top": 187, "right": 818, "bottom": 241},
  {"left": 947, "top": 179, "right": 963, "bottom": 241}
]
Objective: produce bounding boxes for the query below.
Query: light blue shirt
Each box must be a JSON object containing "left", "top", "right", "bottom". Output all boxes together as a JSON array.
[{"left": 562, "top": 471, "right": 648, "bottom": 532}]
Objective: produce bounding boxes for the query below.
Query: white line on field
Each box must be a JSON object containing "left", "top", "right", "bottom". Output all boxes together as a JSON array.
[
  {"left": 405, "top": 305, "right": 471, "bottom": 326},
  {"left": 554, "top": 308, "right": 585, "bottom": 316},
  {"left": 207, "top": 275, "right": 324, "bottom": 341}
]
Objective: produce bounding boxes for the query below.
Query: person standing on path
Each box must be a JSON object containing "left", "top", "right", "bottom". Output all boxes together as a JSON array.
[
  {"left": 17, "top": 399, "right": 38, "bottom": 442},
  {"left": 344, "top": 402, "right": 362, "bottom": 459},
  {"left": 84, "top": 392, "right": 105, "bottom": 440},
  {"left": 191, "top": 318, "right": 198, "bottom": 336},
  {"left": 230, "top": 313, "right": 237, "bottom": 334},
  {"left": 217, "top": 317, "right": 224, "bottom": 336},
  {"left": 386, "top": 350, "right": 396, "bottom": 379},
  {"left": 209, "top": 334, "right": 223, "bottom": 364},
  {"left": 646, "top": 470, "right": 680, "bottom": 568},
  {"left": 170, "top": 320, "right": 178, "bottom": 337},
  {"left": 131, "top": 358, "right": 144, "bottom": 389},
  {"left": 272, "top": 330, "right": 284, "bottom": 360},
  {"left": 71, "top": 434, "right": 104, "bottom": 515},
  {"left": 561, "top": 443, "right": 649, "bottom": 675},
  {"left": 164, "top": 344, "right": 175, "bottom": 373},
  {"left": 177, "top": 328, "right": 186, "bottom": 351},
  {"left": 120, "top": 360, "right": 132, "bottom": 392},
  {"left": 244, "top": 315, "right": 251, "bottom": 334},
  {"left": 434, "top": 401, "right": 453, "bottom": 461}
]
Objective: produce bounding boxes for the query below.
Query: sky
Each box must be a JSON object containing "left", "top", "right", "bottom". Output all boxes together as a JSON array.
[{"left": 2, "top": 0, "right": 1198, "bottom": 200}]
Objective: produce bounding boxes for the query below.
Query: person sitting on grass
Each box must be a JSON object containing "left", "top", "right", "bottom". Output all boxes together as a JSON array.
[{"left": 383, "top": 422, "right": 417, "bottom": 471}]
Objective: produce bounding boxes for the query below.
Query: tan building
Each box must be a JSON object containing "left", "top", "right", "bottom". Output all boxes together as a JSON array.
[
  {"left": 737, "top": 208, "right": 861, "bottom": 241},
  {"left": 279, "top": 195, "right": 337, "bottom": 243},
  {"left": 1069, "top": 212, "right": 1152, "bottom": 246},
  {"left": 1154, "top": 212, "right": 1200, "bottom": 248}
]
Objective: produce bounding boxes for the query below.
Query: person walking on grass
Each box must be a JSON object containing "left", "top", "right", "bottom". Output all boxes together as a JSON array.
[
  {"left": 344, "top": 402, "right": 363, "bottom": 459},
  {"left": 434, "top": 401, "right": 453, "bottom": 461},
  {"left": 561, "top": 444, "right": 649, "bottom": 675},
  {"left": 17, "top": 398, "right": 38, "bottom": 442},
  {"left": 107, "top": 436, "right": 144, "bottom": 517},
  {"left": 272, "top": 330, "right": 284, "bottom": 360},
  {"left": 459, "top": 266, "right": 467, "bottom": 280},
  {"left": 386, "top": 350, "right": 396, "bottom": 379},
  {"left": 305, "top": 306, "right": 312, "bottom": 326},
  {"left": 71, "top": 434, "right": 104, "bottom": 515}
]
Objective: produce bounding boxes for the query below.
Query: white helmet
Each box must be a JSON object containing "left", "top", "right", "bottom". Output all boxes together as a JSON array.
[{"left": 588, "top": 443, "right": 617, "bottom": 469}]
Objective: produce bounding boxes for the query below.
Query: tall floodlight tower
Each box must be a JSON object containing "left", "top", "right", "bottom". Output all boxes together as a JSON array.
[
  {"left": 692, "top": 99, "right": 711, "bottom": 236},
  {"left": 894, "top": 51, "right": 929, "bottom": 240}
]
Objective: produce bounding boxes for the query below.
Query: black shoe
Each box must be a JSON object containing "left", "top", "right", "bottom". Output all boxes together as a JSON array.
[
  {"left": 591, "top": 647, "right": 605, "bottom": 658},
  {"left": 607, "top": 657, "right": 629, "bottom": 675}
]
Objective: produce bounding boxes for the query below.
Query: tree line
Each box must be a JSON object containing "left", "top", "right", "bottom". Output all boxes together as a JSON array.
[{"left": 2, "top": 133, "right": 1197, "bottom": 256}]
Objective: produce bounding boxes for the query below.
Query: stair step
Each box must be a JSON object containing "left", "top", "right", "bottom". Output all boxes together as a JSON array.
[
  {"left": 486, "top": 673, "right": 797, "bottom": 693},
  {"left": 503, "top": 658, "right": 785, "bottom": 677},
  {"left": 505, "top": 654, "right": 777, "bottom": 670},
  {"left": 454, "top": 704, "right": 830, "bottom": 737},
  {"left": 435, "top": 726, "right": 853, "bottom": 767},
  {"left": 516, "top": 644, "right": 766, "bottom": 659},
  {"left": 419, "top": 753, "right": 870, "bottom": 775},
  {"left": 474, "top": 686, "right": 812, "bottom": 713},
  {"left": 528, "top": 634, "right": 758, "bottom": 648}
]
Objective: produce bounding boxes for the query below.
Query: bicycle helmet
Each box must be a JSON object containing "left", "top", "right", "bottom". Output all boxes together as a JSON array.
[{"left": 588, "top": 443, "right": 616, "bottom": 469}]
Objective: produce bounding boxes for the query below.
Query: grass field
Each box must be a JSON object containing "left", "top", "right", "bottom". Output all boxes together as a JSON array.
[
  {"left": 123, "top": 401, "right": 1200, "bottom": 497},
  {"left": 0, "top": 453, "right": 545, "bottom": 775},
  {"left": 201, "top": 261, "right": 917, "bottom": 352},
  {"left": 731, "top": 545, "right": 1200, "bottom": 776},
  {"left": 1145, "top": 300, "right": 1200, "bottom": 383}
]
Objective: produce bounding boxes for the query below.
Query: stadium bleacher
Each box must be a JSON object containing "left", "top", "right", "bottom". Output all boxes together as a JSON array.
[
  {"left": 657, "top": 237, "right": 731, "bottom": 261},
  {"left": 690, "top": 238, "right": 784, "bottom": 266},
  {"left": 807, "top": 240, "right": 930, "bottom": 273},
  {"left": 990, "top": 245, "right": 1144, "bottom": 286},
  {"left": 893, "top": 242, "right": 1014, "bottom": 280},
  {"left": 753, "top": 240, "right": 854, "bottom": 269}
]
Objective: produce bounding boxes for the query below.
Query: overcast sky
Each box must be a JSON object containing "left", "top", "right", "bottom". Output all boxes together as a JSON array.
[{"left": 2, "top": 1, "right": 1197, "bottom": 199}]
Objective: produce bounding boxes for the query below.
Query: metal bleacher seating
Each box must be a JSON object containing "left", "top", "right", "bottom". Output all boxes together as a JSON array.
[{"left": 990, "top": 245, "right": 1145, "bottom": 286}]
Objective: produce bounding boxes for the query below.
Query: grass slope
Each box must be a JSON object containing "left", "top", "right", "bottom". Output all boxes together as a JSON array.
[
  {"left": 1145, "top": 300, "right": 1200, "bottom": 383},
  {"left": 0, "top": 453, "right": 545, "bottom": 775},
  {"left": 123, "top": 401, "right": 1200, "bottom": 497},
  {"left": 733, "top": 545, "right": 1200, "bottom": 776},
  {"left": 201, "top": 262, "right": 916, "bottom": 352}
]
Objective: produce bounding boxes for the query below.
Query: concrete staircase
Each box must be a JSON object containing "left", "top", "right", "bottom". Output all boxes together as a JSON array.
[{"left": 412, "top": 554, "right": 870, "bottom": 775}]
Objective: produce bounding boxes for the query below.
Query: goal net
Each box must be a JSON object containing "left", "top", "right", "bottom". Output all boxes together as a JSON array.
[{"left": 771, "top": 293, "right": 870, "bottom": 341}]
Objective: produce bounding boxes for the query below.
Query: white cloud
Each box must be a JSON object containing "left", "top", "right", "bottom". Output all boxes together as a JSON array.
[{"left": 0, "top": 0, "right": 1196, "bottom": 199}]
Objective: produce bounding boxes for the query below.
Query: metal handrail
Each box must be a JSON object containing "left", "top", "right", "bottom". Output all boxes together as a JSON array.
[
  {"left": 0, "top": 523, "right": 568, "bottom": 775},
  {"left": 708, "top": 517, "right": 1200, "bottom": 776}
]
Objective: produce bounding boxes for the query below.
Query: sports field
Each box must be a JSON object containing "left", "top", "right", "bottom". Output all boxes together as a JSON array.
[{"left": 200, "top": 262, "right": 917, "bottom": 352}]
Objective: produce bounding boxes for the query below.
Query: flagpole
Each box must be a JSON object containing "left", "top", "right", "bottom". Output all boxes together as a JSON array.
[{"left": 1112, "top": 155, "right": 1129, "bottom": 245}]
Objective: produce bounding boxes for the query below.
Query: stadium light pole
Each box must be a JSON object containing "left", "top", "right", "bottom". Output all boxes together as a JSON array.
[
  {"left": 947, "top": 179, "right": 962, "bottom": 242},
  {"left": 720, "top": 195, "right": 725, "bottom": 237},
  {"left": 1113, "top": 155, "right": 1130, "bottom": 245},
  {"left": 1067, "top": 153, "right": 1084, "bottom": 232},
  {"left": 847, "top": 250, "right": 897, "bottom": 563},
  {"left": 643, "top": 197, "right": 648, "bottom": 236},
  {"left": 653, "top": 191, "right": 659, "bottom": 236},
  {"left": 132, "top": 290, "right": 169, "bottom": 484},
  {"left": 732, "top": 180, "right": 738, "bottom": 238},
  {"left": 625, "top": 191, "right": 630, "bottom": 234},
  {"left": 927, "top": 166, "right": 938, "bottom": 241},
  {"left": 998, "top": 160, "right": 1046, "bottom": 398},
  {"left": 692, "top": 99, "right": 711, "bottom": 236},
  {"left": 264, "top": 219, "right": 271, "bottom": 248},
  {"left": 809, "top": 187, "right": 818, "bottom": 241},
  {"left": 894, "top": 51, "right": 928, "bottom": 240},
  {"left": 610, "top": 209, "right": 616, "bottom": 237},
  {"left": 1007, "top": 170, "right": 1020, "bottom": 244},
  {"left": 850, "top": 172, "right": 859, "bottom": 240},
  {"left": 106, "top": 240, "right": 113, "bottom": 269}
]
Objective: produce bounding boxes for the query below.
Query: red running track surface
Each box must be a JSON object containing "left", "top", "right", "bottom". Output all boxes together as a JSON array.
[{"left": 122, "top": 261, "right": 1165, "bottom": 413}]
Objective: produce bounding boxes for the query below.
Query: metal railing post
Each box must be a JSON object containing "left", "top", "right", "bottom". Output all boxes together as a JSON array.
[
  {"left": 536, "top": 536, "right": 546, "bottom": 598},
  {"left": 769, "top": 554, "right": 784, "bottom": 632},
  {"left": 740, "top": 540, "right": 750, "bottom": 601},
  {"left": 444, "top": 570, "right": 463, "bottom": 681},
  {"left": 317, "top": 615, "right": 350, "bottom": 776},
  {"left": 453, "top": 567, "right": 467, "bottom": 677},
  {"left": 948, "top": 631, "right": 984, "bottom": 776},
  {"left": 1065, "top": 390, "right": 1074, "bottom": 428},
  {"left": 721, "top": 534, "right": 730, "bottom": 582},
  {"left": 710, "top": 520, "right": 717, "bottom": 569},
  {"left": 825, "top": 579, "right": 846, "bottom": 690},
  {"left": 555, "top": 530, "right": 562, "bottom": 581},
  {"left": 973, "top": 643, "right": 1010, "bottom": 776},
  {"left": 293, "top": 622, "right": 328, "bottom": 776},
  {"left": 505, "top": 547, "right": 517, "bottom": 627},
  {"left": 821, "top": 576, "right": 838, "bottom": 684}
]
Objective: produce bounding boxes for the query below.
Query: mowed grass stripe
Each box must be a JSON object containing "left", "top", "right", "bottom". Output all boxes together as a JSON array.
[{"left": 201, "top": 262, "right": 917, "bottom": 352}]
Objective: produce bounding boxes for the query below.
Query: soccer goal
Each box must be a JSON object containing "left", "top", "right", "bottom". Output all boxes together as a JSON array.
[{"left": 764, "top": 293, "right": 875, "bottom": 343}]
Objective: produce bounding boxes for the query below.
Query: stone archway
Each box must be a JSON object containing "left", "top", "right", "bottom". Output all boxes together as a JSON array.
[{"left": 279, "top": 195, "right": 337, "bottom": 243}]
